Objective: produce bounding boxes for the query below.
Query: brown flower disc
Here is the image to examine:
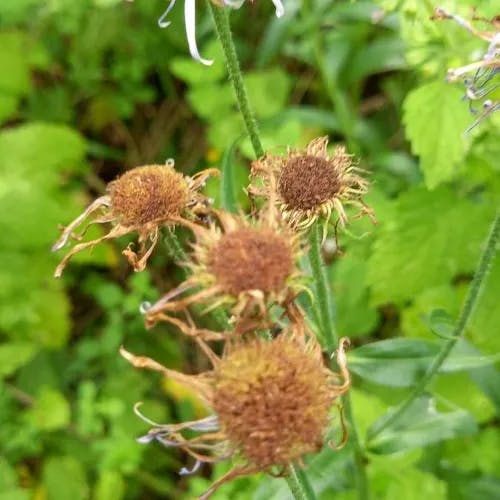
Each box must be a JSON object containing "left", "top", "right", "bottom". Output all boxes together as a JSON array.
[
  {"left": 207, "top": 228, "right": 293, "bottom": 296},
  {"left": 278, "top": 155, "right": 341, "bottom": 210},
  {"left": 212, "top": 337, "right": 333, "bottom": 468},
  {"left": 108, "top": 165, "right": 190, "bottom": 226}
]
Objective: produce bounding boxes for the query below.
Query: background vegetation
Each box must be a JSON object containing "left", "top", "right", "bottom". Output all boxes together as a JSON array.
[{"left": 0, "top": 0, "right": 499, "bottom": 499}]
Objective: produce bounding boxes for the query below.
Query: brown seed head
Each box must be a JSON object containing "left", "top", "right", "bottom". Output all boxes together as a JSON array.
[
  {"left": 108, "top": 165, "right": 190, "bottom": 226},
  {"left": 278, "top": 155, "right": 343, "bottom": 210},
  {"left": 207, "top": 228, "right": 293, "bottom": 296},
  {"left": 212, "top": 337, "right": 333, "bottom": 468}
]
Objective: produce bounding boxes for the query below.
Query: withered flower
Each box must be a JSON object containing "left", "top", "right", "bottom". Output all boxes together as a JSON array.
[
  {"left": 249, "top": 137, "right": 375, "bottom": 236},
  {"left": 120, "top": 328, "right": 350, "bottom": 499},
  {"left": 143, "top": 203, "right": 305, "bottom": 334},
  {"left": 52, "top": 161, "right": 217, "bottom": 277}
]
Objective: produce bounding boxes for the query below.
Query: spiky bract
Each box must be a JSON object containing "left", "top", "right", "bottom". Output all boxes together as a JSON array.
[
  {"left": 120, "top": 329, "right": 350, "bottom": 499},
  {"left": 249, "top": 136, "right": 374, "bottom": 234}
]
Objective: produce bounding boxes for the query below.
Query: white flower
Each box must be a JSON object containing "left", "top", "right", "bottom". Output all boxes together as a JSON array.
[
  {"left": 158, "top": 0, "right": 213, "bottom": 66},
  {"left": 156, "top": 0, "right": 286, "bottom": 66}
]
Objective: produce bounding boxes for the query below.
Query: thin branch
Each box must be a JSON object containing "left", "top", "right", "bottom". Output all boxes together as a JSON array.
[{"left": 369, "top": 211, "right": 500, "bottom": 439}]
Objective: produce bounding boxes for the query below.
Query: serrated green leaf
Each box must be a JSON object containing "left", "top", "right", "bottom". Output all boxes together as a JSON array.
[
  {"left": 403, "top": 80, "right": 471, "bottom": 188},
  {"left": 0, "top": 123, "right": 86, "bottom": 186},
  {"left": 367, "top": 395, "right": 477, "bottom": 454},
  {"left": 0, "top": 342, "right": 36, "bottom": 377},
  {"left": 367, "top": 187, "right": 494, "bottom": 304}
]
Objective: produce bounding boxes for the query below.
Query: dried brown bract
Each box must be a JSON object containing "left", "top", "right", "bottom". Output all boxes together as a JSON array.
[
  {"left": 249, "top": 137, "right": 375, "bottom": 236},
  {"left": 143, "top": 203, "right": 305, "bottom": 335},
  {"left": 120, "top": 328, "right": 350, "bottom": 499},
  {"left": 52, "top": 161, "right": 218, "bottom": 277}
]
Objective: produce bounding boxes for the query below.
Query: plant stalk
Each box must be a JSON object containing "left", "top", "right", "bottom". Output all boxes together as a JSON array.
[
  {"left": 208, "top": 3, "right": 264, "bottom": 158},
  {"left": 209, "top": 4, "right": 315, "bottom": 499},
  {"left": 308, "top": 225, "right": 370, "bottom": 500},
  {"left": 370, "top": 211, "right": 500, "bottom": 438}
]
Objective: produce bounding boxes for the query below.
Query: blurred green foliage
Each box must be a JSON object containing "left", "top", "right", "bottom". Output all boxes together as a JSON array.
[{"left": 0, "top": 0, "right": 499, "bottom": 499}]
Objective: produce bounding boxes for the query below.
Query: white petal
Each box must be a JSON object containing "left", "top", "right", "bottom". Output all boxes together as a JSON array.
[
  {"left": 158, "top": 0, "right": 177, "bottom": 28},
  {"left": 184, "top": 0, "right": 213, "bottom": 65},
  {"left": 271, "top": 0, "right": 285, "bottom": 17}
]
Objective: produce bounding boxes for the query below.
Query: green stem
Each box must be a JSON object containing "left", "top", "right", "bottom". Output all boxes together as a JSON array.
[
  {"left": 209, "top": 4, "right": 314, "bottom": 499},
  {"left": 163, "top": 229, "right": 187, "bottom": 262},
  {"left": 208, "top": 3, "right": 264, "bottom": 158},
  {"left": 308, "top": 224, "right": 370, "bottom": 500},
  {"left": 285, "top": 464, "right": 316, "bottom": 500},
  {"left": 308, "top": 224, "right": 337, "bottom": 349},
  {"left": 370, "top": 211, "right": 500, "bottom": 439}
]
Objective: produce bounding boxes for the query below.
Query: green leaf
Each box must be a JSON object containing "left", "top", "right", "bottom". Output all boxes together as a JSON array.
[
  {"left": 220, "top": 140, "right": 239, "bottom": 213},
  {"left": 0, "top": 123, "right": 86, "bottom": 186},
  {"left": 27, "top": 387, "right": 70, "bottom": 431},
  {"left": 332, "top": 254, "right": 379, "bottom": 337},
  {"left": 0, "top": 342, "right": 36, "bottom": 377},
  {"left": 348, "top": 338, "right": 500, "bottom": 387},
  {"left": 424, "top": 308, "right": 455, "bottom": 339},
  {"left": 94, "top": 470, "right": 124, "bottom": 500},
  {"left": 42, "top": 456, "right": 88, "bottom": 500},
  {"left": 367, "top": 395, "right": 477, "bottom": 454},
  {"left": 403, "top": 80, "right": 471, "bottom": 188},
  {"left": 169, "top": 41, "right": 225, "bottom": 85},
  {"left": 245, "top": 69, "right": 292, "bottom": 119},
  {"left": 367, "top": 187, "right": 494, "bottom": 304}
]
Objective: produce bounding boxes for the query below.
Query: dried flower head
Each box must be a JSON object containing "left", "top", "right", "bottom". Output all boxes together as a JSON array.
[
  {"left": 143, "top": 204, "right": 304, "bottom": 335},
  {"left": 249, "top": 137, "right": 375, "bottom": 235},
  {"left": 120, "top": 329, "right": 350, "bottom": 499},
  {"left": 52, "top": 161, "right": 217, "bottom": 277}
]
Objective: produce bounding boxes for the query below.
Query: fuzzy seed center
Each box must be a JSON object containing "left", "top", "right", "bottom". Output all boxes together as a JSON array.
[
  {"left": 208, "top": 228, "right": 293, "bottom": 296},
  {"left": 279, "top": 155, "right": 341, "bottom": 210},
  {"left": 109, "top": 165, "right": 189, "bottom": 226}
]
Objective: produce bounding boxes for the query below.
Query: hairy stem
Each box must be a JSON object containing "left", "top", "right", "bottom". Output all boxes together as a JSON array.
[
  {"left": 285, "top": 464, "right": 316, "bottom": 500},
  {"left": 308, "top": 224, "right": 337, "bottom": 348},
  {"left": 209, "top": 4, "right": 314, "bottom": 499},
  {"left": 308, "top": 224, "right": 370, "bottom": 500},
  {"left": 208, "top": 4, "right": 264, "bottom": 158},
  {"left": 370, "top": 211, "right": 500, "bottom": 438}
]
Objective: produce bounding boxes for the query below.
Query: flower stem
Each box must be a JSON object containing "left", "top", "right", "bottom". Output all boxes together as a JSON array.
[
  {"left": 308, "top": 224, "right": 370, "bottom": 500},
  {"left": 369, "top": 211, "right": 500, "bottom": 439},
  {"left": 208, "top": 3, "right": 264, "bottom": 158},
  {"left": 285, "top": 464, "right": 316, "bottom": 500},
  {"left": 308, "top": 224, "right": 337, "bottom": 348}
]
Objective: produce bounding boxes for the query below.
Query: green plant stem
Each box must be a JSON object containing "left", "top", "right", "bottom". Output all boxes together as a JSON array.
[
  {"left": 163, "top": 229, "right": 187, "bottom": 262},
  {"left": 308, "top": 224, "right": 370, "bottom": 500},
  {"left": 370, "top": 211, "right": 500, "bottom": 438},
  {"left": 208, "top": 3, "right": 264, "bottom": 158},
  {"left": 308, "top": 224, "right": 337, "bottom": 348},
  {"left": 209, "top": 4, "right": 315, "bottom": 499},
  {"left": 285, "top": 465, "right": 316, "bottom": 500}
]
